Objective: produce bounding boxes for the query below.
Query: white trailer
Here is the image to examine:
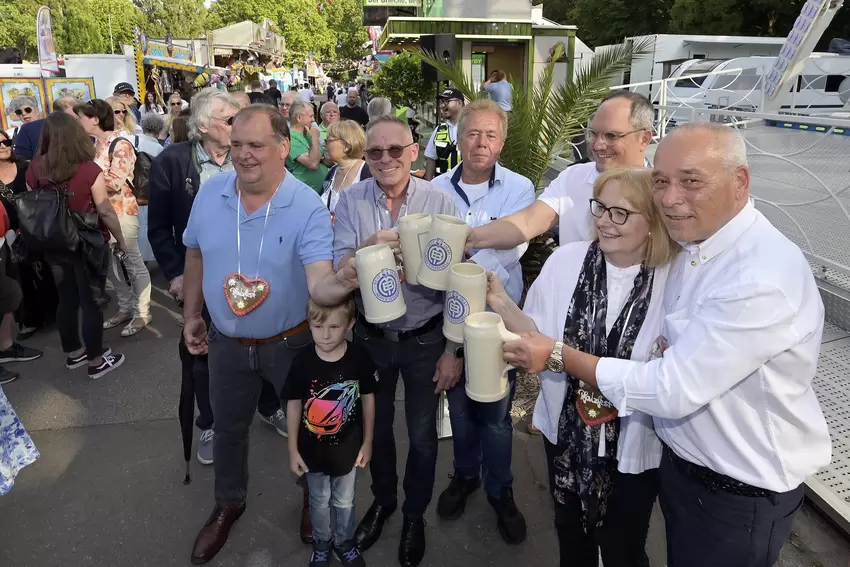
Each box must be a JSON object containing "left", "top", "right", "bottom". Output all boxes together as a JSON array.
[
  {"left": 597, "top": 34, "right": 787, "bottom": 98},
  {"left": 62, "top": 54, "right": 137, "bottom": 100}
]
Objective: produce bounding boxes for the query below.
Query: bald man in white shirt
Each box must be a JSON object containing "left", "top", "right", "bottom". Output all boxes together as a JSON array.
[{"left": 504, "top": 122, "right": 831, "bottom": 567}]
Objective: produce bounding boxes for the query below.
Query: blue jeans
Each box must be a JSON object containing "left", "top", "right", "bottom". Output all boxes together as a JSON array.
[
  {"left": 446, "top": 369, "right": 517, "bottom": 498},
  {"left": 306, "top": 467, "right": 358, "bottom": 547}
]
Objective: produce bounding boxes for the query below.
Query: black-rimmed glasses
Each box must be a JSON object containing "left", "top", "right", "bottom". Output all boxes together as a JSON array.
[
  {"left": 589, "top": 198, "right": 640, "bottom": 225},
  {"left": 365, "top": 141, "right": 416, "bottom": 161}
]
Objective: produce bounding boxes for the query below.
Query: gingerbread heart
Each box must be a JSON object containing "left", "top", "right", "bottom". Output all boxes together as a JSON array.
[
  {"left": 223, "top": 273, "right": 270, "bottom": 316},
  {"left": 575, "top": 381, "right": 618, "bottom": 427}
]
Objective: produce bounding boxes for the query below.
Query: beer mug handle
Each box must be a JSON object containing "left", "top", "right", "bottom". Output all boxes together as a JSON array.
[{"left": 499, "top": 327, "right": 522, "bottom": 372}]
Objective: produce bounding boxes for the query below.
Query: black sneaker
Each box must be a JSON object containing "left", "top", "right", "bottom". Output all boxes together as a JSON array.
[
  {"left": 334, "top": 541, "right": 366, "bottom": 567},
  {"left": 0, "top": 343, "right": 43, "bottom": 363},
  {"left": 309, "top": 540, "right": 332, "bottom": 567},
  {"left": 0, "top": 366, "right": 19, "bottom": 385},
  {"left": 487, "top": 487, "right": 527, "bottom": 545},
  {"left": 88, "top": 353, "right": 125, "bottom": 380},
  {"left": 66, "top": 348, "right": 113, "bottom": 370},
  {"left": 436, "top": 474, "right": 481, "bottom": 520}
]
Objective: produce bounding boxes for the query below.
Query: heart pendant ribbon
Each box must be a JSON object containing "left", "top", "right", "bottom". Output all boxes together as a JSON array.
[
  {"left": 224, "top": 273, "right": 270, "bottom": 316},
  {"left": 575, "top": 381, "right": 618, "bottom": 427}
]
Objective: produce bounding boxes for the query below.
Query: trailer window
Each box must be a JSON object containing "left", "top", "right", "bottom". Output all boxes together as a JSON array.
[{"left": 673, "top": 60, "right": 723, "bottom": 88}]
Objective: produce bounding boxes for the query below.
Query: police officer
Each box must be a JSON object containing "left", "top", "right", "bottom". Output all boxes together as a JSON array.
[{"left": 424, "top": 88, "right": 464, "bottom": 180}]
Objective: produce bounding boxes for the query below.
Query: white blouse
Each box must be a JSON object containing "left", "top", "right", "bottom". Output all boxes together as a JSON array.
[{"left": 524, "top": 241, "right": 669, "bottom": 474}]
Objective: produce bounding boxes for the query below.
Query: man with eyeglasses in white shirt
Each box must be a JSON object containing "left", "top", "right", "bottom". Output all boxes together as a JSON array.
[
  {"left": 503, "top": 122, "right": 831, "bottom": 567},
  {"left": 465, "top": 90, "right": 654, "bottom": 251}
]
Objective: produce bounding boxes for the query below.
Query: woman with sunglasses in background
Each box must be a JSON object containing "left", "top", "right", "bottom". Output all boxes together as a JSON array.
[
  {"left": 161, "top": 93, "right": 185, "bottom": 144},
  {"left": 6, "top": 96, "right": 42, "bottom": 141},
  {"left": 486, "top": 168, "right": 678, "bottom": 567},
  {"left": 76, "top": 99, "right": 152, "bottom": 337},
  {"left": 107, "top": 96, "right": 140, "bottom": 136},
  {"left": 0, "top": 130, "right": 58, "bottom": 338}
]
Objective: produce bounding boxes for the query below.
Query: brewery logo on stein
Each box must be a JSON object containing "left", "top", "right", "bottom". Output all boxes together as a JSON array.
[
  {"left": 372, "top": 268, "right": 400, "bottom": 303},
  {"left": 445, "top": 291, "right": 469, "bottom": 325},
  {"left": 426, "top": 238, "right": 452, "bottom": 271}
]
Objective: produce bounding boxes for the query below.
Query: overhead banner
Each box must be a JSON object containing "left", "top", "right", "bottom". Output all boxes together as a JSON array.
[
  {"left": 363, "top": 0, "right": 420, "bottom": 6},
  {"left": 36, "top": 6, "right": 60, "bottom": 75}
]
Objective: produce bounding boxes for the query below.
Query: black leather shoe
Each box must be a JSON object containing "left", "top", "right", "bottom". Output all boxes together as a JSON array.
[
  {"left": 354, "top": 500, "right": 396, "bottom": 551},
  {"left": 398, "top": 516, "right": 426, "bottom": 567},
  {"left": 487, "top": 487, "right": 527, "bottom": 545},
  {"left": 436, "top": 474, "right": 481, "bottom": 520}
]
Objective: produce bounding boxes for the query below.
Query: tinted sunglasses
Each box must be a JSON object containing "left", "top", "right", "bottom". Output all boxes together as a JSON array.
[
  {"left": 170, "top": 102, "right": 182, "bottom": 107},
  {"left": 365, "top": 141, "right": 416, "bottom": 161},
  {"left": 14, "top": 107, "right": 34, "bottom": 116},
  {"left": 0, "top": 139, "right": 12, "bottom": 148},
  {"left": 114, "top": 109, "right": 127, "bottom": 115}
]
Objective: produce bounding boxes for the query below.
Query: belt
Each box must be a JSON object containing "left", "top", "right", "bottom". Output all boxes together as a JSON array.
[
  {"left": 230, "top": 320, "right": 309, "bottom": 346},
  {"left": 356, "top": 312, "right": 442, "bottom": 343},
  {"left": 664, "top": 446, "right": 775, "bottom": 498}
]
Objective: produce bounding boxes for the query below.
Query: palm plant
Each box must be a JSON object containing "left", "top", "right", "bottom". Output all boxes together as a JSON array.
[{"left": 419, "top": 39, "right": 651, "bottom": 292}]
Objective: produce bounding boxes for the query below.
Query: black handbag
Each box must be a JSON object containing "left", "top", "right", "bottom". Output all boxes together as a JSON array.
[{"left": 14, "top": 178, "right": 81, "bottom": 253}]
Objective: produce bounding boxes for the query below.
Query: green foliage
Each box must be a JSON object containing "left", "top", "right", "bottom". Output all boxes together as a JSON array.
[
  {"left": 371, "top": 51, "right": 437, "bottom": 109},
  {"left": 322, "top": 0, "right": 370, "bottom": 62},
  {"left": 134, "top": 0, "right": 207, "bottom": 38},
  {"left": 418, "top": 39, "right": 650, "bottom": 191}
]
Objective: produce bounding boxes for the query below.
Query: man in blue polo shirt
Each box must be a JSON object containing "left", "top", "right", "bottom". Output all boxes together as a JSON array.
[
  {"left": 182, "top": 104, "right": 356, "bottom": 565},
  {"left": 431, "top": 98, "right": 533, "bottom": 545}
]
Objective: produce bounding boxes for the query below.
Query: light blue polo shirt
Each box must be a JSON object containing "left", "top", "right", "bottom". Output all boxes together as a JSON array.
[{"left": 183, "top": 170, "right": 333, "bottom": 339}]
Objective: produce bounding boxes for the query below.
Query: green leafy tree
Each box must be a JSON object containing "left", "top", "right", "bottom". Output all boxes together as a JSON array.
[
  {"left": 371, "top": 51, "right": 436, "bottom": 109},
  {"left": 322, "top": 0, "right": 369, "bottom": 62},
  {"left": 568, "top": 0, "right": 672, "bottom": 47},
  {"left": 134, "top": 0, "right": 206, "bottom": 38}
]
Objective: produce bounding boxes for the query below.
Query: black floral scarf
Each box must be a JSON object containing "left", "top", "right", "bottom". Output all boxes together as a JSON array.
[{"left": 552, "top": 241, "right": 654, "bottom": 531}]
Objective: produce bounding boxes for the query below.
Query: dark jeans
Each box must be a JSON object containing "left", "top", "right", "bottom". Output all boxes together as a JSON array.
[
  {"left": 207, "top": 324, "right": 311, "bottom": 505},
  {"left": 353, "top": 321, "right": 445, "bottom": 518},
  {"left": 659, "top": 448, "right": 804, "bottom": 567},
  {"left": 257, "top": 378, "right": 282, "bottom": 417},
  {"left": 544, "top": 438, "right": 658, "bottom": 567},
  {"left": 49, "top": 258, "right": 104, "bottom": 360},
  {"left": 446, "top": 369, "right": 516, "bottom": 497}
]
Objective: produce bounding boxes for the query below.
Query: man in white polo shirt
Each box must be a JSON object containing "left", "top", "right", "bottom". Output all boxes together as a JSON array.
[
  {"left": 466, "top": 90, "right": 654, "bottom": 250},
  {"left": 504, "top": 122, "right": 831, "bottom": 567}
]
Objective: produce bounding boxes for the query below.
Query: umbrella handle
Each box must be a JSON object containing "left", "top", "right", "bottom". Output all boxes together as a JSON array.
[{"left": 183, "top": 461, "right": 192, "bottom": 485}]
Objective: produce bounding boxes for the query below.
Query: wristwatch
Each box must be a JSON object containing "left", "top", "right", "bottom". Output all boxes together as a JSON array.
[
  {"left": 546, "top": 341, "right": 565, "bottom": 373},
  {"left": 445, "top": 341, "right": 464, "bottom": 358}
]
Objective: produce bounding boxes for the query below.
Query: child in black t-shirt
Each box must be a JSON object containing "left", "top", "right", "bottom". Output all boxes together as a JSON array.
[{"left": 283, "top": 298, "right": 377, "bottom": 567}]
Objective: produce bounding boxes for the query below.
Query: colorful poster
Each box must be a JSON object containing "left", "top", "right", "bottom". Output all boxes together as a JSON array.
[
  {"left": 0, "top": 79, "right": 47, "bottom": 131},
  {"left": 36, "top": 6, "right": 59, "bottom": 75},
  {"left": 45, "top": 78, "right": 95, "bottom": 107}
]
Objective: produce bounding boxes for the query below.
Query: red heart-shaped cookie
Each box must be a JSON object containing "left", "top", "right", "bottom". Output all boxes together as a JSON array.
[{"left": 223, "top": 273, "right": 270, "bottom": 316}]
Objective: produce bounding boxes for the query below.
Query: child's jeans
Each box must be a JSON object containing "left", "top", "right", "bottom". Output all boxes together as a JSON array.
[{"left": 306, "top": 467, "right": 358, "bottom": 547}]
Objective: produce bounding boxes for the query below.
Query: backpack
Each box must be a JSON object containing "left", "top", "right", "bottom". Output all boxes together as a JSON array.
[
  {"left": 14, "top": 178, "right": 81, "bottom": 252},
  {"left": 109, "top": 136, "right": 152, "bottom": 205}
]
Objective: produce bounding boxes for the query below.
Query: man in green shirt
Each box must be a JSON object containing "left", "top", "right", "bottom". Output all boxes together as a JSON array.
[{"left": 286, "top": 100, "right": 329, "bottom": 192}]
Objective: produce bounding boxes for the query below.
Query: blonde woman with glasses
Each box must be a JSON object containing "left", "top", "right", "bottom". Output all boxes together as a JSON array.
[
  {"left": 321, "top": 120, "right": 371, "bottom": 218},
  {"left": 106, "top": 96, "right": 140, "bottom": 136},
  {"left": 487, "top": 167, "right": 678, "bottom": 567}
]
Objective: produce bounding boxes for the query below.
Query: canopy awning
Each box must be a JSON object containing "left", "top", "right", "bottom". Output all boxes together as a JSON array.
[{"left": 143, "top": 56, "right": 205, "bottom": 73}]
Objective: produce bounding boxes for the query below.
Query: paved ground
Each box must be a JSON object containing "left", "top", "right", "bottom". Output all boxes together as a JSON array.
[{"left": 1, "top": 266, "right": 849, "bottom": 567}]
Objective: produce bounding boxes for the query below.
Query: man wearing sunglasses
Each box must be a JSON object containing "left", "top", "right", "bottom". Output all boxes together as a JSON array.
[
  {"left": 333, "top": 115, "right": 459, "bottom": 567},
  {"left": 465, "top": 90, "right": 654, "bottom": 252},
  {"left": 12, "top": 95, "right": 77, "bottom": 161}
]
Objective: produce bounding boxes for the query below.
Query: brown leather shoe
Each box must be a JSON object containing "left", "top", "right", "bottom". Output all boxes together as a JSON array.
[
  {"left": 300, "top": 485, "right": 313, "bottom": 544},
  {"left": 190, "top": 503, "right": 246, "bottom": 565}
]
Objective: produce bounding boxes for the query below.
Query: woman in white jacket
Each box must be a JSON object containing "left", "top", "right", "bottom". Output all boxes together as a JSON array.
[{"left": 487, "top": 167, "right": 679, "bottom": 567}]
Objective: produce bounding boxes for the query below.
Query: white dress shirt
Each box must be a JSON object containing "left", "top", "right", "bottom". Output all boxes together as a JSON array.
[
  {"left": 524, "top": 241, "right": 669, "bottom": 474},
  {"left": 596, "top": 202, "right": 831, "bottom": 492},
  {"left": 537, "top": 161, "right": 598, "bottom": 244},
  {"left": 433, "top": 162, "right": 535, "bottom": 304}
]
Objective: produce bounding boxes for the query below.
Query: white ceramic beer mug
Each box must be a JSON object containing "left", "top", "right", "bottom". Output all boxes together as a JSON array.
[
  {"left": 355, "top": 244, "right": 407, "bottom": 324},
  {"left": 417, "top": 214, "right": 469, "bottom": 291},
  {"left": 397, "top": 213, "right": 432, "bottom": 285},
  {"left": 463, "top": 312, "right": 521, "bottom": 403},
  {"left": 443, "top": 263, "right": 487, "bottom": 342}
]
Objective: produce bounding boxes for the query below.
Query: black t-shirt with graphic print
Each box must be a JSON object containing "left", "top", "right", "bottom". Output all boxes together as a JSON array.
[{"left": 282, "top": 342, "right": 379, "bottom": 476}]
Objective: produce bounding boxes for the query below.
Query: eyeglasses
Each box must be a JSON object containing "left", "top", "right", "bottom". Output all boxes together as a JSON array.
[
  {"left": 584, "top": 128, "right": 645, "bottom": 144},
  {"left": 14, "top": 107, "right": 34, "bottom": 116},
  {"left": 589, "top": 198, "right": 640, "bottom": 225},
  {"left": 365, "top": 141, "right": 416, "bottom": 161},
  {"left": 212, "top": 116, "right": 236, "bottom": 126},
  {"left": 114, "top": 109, "right": 127, "bottom": 115},
  {"left": 0, "top": 139, "right": 12, "bottom": 148},
  {"left": 170, "top": 102, "right": 182, "bottom": 107}
]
